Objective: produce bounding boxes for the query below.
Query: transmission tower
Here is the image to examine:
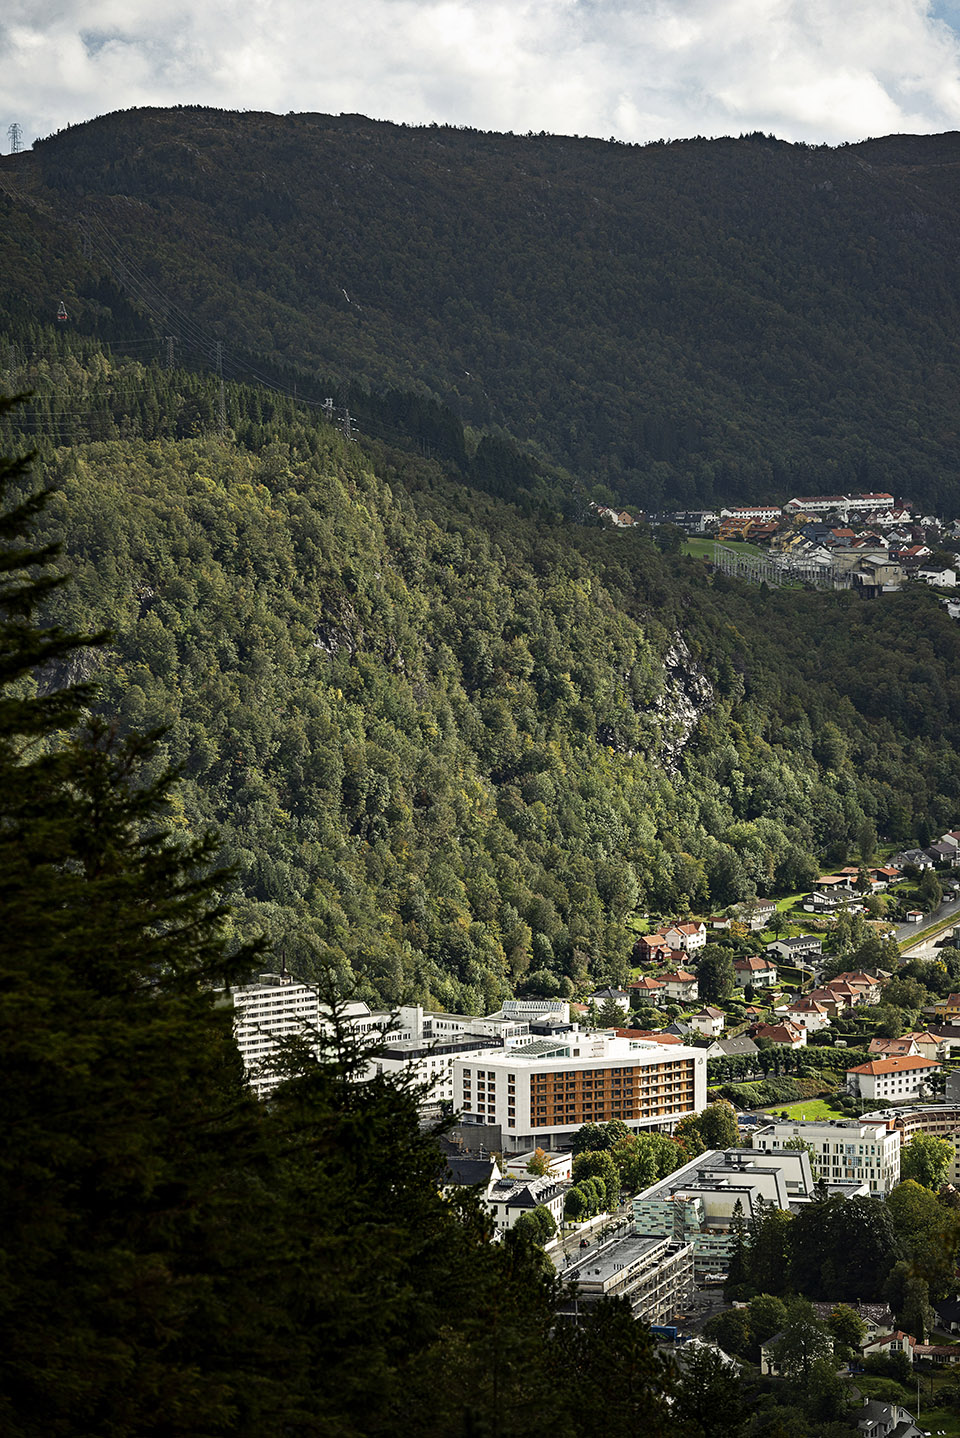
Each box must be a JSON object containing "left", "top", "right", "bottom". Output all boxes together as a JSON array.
[
  {"left": 7, "top": 123, "right": 22, "bottom": 155},
  {"left": 165, "top": 336, "right": 175, "bottom": 370},
  {"left": 215, "top": 341, "right": 227, "bottom": 437}
]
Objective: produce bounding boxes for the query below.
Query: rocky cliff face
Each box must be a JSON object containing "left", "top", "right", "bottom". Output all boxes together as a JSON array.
[{"left": 654, "top": 635, "right": 714, "bottom": 770}]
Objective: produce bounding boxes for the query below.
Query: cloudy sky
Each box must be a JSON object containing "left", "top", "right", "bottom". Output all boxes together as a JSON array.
[{"left": 4, "top": 0, "right": 960, "bottom": 150}]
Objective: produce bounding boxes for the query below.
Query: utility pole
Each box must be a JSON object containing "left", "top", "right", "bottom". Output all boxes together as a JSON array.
[
  {"left": 7, "top": 123, "right": 22, "bottom": 155},
  {"left": 215, "top": 341, "right": 227, "bottom": 438}
]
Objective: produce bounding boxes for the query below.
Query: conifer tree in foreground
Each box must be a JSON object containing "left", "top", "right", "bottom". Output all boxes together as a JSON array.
[{"left": 0, "top": 402, "right": 676, "bottom": 1436}]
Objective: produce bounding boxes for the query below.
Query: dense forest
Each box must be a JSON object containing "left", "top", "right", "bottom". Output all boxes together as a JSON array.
[
  {"left": 2, "top": 338, "right": 960, "bottom": 1011},
  {"left": 6, "top": 408, "right": 898, "bottom": 1436},
  {"left": 2, "top": 111, "right": 960, "bottom": 509}
]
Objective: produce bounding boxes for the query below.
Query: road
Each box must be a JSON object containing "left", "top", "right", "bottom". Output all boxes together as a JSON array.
[{"left": 896, "top": 891, "right": 960, "bottom": 958}]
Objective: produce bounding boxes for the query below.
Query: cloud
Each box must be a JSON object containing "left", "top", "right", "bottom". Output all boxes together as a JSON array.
[{"left": 3, "top": 0, "right": 960, "bottom": 148}]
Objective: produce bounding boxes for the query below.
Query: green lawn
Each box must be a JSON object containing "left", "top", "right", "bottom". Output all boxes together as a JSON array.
[
  {"left": 761, "top": 1097, "right": 847, "bottom": 1121},
  {"left": 683, "top": 538, "right": 764, "bottom": 560}
]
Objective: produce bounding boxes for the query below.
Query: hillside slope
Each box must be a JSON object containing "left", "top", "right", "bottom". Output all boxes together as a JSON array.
[
  {"left": 6, "top": 344, "right": 960, "bottom": 1008},
  {"left": 3, "top": 112, "right": 960, "bottom": 510}
]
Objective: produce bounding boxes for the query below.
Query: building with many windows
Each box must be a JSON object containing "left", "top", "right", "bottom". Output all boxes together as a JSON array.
[
  {"left": 861, "top": 1105, "right": 960, "bottom": 1186},
  {"left": 562, "top": 1232, "right": 695, "bottom": 1323},
  {"left": 846, "top": 1055, "right": 940, "bottom": 1104},
  {"left": 751, "top": 1118, "right": 901, "bottom": 1194},
  {"left": 231, "top": 974, "right": 321, "bottom": 1097},
  {"left": 631, "top": 1147, "right": 839, "bottom": 1279},
  {"left": 452, "top": 1032, "right": 706, "bottom": 1153}
]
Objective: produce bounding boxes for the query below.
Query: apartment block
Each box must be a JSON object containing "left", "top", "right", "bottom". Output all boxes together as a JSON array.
[
  {"left": 231, "top": 974, "right": 321, "bottom": 1097},
  {"left": 562, "top": 1232, "right": 695, "bottom": 1324},
  {"left": 452, "top": 1032, "right": 707, "bottom": 1153},
  {"left": 751, "top": 1117, "right": 901, "bottom": 1194}
]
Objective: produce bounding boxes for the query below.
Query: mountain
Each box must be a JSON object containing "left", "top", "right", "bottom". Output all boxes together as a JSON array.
[
  {"left": 2, "top": 336, "right": 959, "bottom": 1011},
  {"left": 3, "top": 109, "right": 960, "bottom": 511}
]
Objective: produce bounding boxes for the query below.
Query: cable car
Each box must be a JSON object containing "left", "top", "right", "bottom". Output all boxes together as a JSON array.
[{"left": 56, "top": 300, "right": 68, "bottom": 322}]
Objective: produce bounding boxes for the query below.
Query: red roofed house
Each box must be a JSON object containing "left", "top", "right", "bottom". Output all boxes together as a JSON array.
[
  {"left": 846, "top": 1054, "right": 940, "bottom": 1103},
  {"left": 637, "top": 933, "right": 673, "bottom": 964},
  {"left": 733, "top": 955, "right": 778, "bottom": 991},
  {"left": 828, "top": 972, "right": 882, "bottom": 1005},
  {"left": 628, "top": 976, "right": 666, "bottom": 1006},
  {"left": 660, "top": 971, "right": 699, "bottom": 1003},
  {"left": 868, "top": 1037, "right": 921, "bottom": 1059},
  {"left": 753, "top": 1021, "right": 807, "bottom": 1048},
  {"left": 780, "top": 996, "right": 832, "bottom": 1033},
  {"left": 664, "top": 921, "right": 707, "bottom": 954}
]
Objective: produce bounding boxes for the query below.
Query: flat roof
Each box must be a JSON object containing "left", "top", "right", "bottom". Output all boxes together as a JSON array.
[{"left": 567, "top": 1232, "right": 674, "bottom": 1286}]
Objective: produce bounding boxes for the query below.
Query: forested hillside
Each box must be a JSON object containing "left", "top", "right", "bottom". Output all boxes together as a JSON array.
[
  {"left": 5, "top": 337, "right": 960, "bottom": 1009},
  {"left": 3, "top": 109, "right": 960, "bottom": 510}
]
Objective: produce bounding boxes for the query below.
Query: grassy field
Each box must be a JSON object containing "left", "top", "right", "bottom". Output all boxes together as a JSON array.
[
  {"left": 683, "top": 538, "right": 765, "bottom": 560},
  {"left": 760, "top": 1097, "right": 848, "bottom": 1121}
]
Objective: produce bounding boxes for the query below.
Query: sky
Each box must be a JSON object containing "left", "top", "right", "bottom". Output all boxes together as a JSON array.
[{"left": 4, "top": 0, "right": 960, "bottom": 151}]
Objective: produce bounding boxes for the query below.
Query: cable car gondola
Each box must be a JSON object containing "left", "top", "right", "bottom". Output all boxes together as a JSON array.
[{"left": 56, "top": 300, "right": 68, "bottom": 322}]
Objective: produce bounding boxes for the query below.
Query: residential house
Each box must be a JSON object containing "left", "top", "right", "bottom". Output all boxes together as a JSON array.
[
  {"left": 802, "top": 891, "right": 845, "bottom": 915},
  {"left": 689, "top": 1007, "right": 725, "bottom": 1038},
  {"left": 766, "top": 935, "right": 823, "bottom": 963},
  {"left": 753, "top": 1020, "right": 807, "bottom": 1048},
  {"left": 733, "top": 955, "right": 779, "bottom": 990},
  {"left": 826, "top": 972, "right": 882, "bottom": 1007},
  {"left": 933, "top": 994, "right": 960, "bottom": 1021},
  {"left": 703, "top": 1034, "right": 760, "bottom": 1062},
  {"left": 917, "top": 566, "right": 957, "bottom": 587},
  {"left": 664, "top": 922, "right": 707, "bottom": 954},
  {"left": 738, "top": 898, "right": 777, "bottom": 931},
  {"left": 891, "top": 849, "right": 934, "bottom": 871},
  {"left": 487, "top": 1174, "right": 566, "bottom": 1234},
  {"left": 860, "top": 1331, "right": 916, "bottom": 1363},
  {"left": 660, "top": 971, "right": 699, "bottom": 1003},
  {"left": 637, "top": 933, "right": 673, "bottom": 964},
  {"left": 869, "top": 866, "right": 900, "bottom": 888},
  {"left": 901, "top": 1030, "right": 945, "bottom": 1063},
  {"left": 443, "top": 1153, "right": 503, "bottom": 1219},
  {"left": 926, "top": 841, "right": 960, "bottom": 867},
  {"left": 855, "top": 1398, "right": 921, "bottom": 1438},
  {"left": 779, "top": 996, "right": 831, "bottom": 1033},
  {"left": 503, "top": 1149, "right": 573, "bottom": 1182},
  {"left": 846, "top": 1055, "right": 940, "bottom": 1103},
  {"left": 588, "top": 986, "right": 631, "bottom": 1015},
  {"left": 628, "top": 976, "right": 667, "bottom": 1006},
  {"left": 868, "top": 1038, "right": 922, "bottom": 1059}
]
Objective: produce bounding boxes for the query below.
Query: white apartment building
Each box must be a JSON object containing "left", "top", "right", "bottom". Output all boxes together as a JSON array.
[
  {"left": 231, "top": 974, "right": 321, "bottom": 1097},
  {"left": 751, "top": 1118, "right": 901, "bottom": 1194},
  {"left": 846, "top": 1055, "right": 940, "bottom": 1105},
  {"left": 452, "top": 1031, "right": 707, "bottom": 1153}
]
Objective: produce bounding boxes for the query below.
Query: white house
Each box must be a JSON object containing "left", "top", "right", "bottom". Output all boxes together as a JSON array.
[
  {"left": 733, "top": 955, "right": 778, "bottom": 990},
  {"left": 588, "top": 987, "right": 631, "bottom": 1015},
  {"left": 664, "top": 922, "right": 707, "bottom": 953},
  {"left": 487, "top": 1174, "right": 566, "bottom": 1234},
  {"left": 846, "top": 1055, "right": 940, "bottom": 1104},
  {"left": 660, "top": 971, "right": 699, "bottom": 1003},
  {"left": 689, "top": 1007, "right": 725, "bottom": 1038}
]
